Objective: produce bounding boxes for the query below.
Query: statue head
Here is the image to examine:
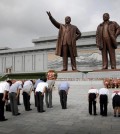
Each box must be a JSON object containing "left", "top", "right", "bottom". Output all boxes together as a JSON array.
[
  {"left": 65, "top": 16, "right": 71, "bottom": 24},
  {"left": 103, "top": 13, "right": 110, "bottom": 22}
]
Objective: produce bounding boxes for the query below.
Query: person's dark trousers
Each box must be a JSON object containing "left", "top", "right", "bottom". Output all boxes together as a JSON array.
[
  {"left": 45, "top": 89, "right": 52, "bottom": 108},
  {"left": 0, "top": 93, "right": 5, "bottom": 121},
  {"left": 100, "top": 95, "right": 108, "bottom": 116},
  {"left": 17, "top": 93, "right": 21, "bottom": 105},
  {"left": 89, "top": 93, "right": 96, "bottom": 115},
  {"left": 36, "top": 92, "right": 44, "bottom": 112},
  {"left": 34, "top": 90, "right": 37, "bottom": 107},
  {"left": 35, "top": 94, "right": 37, "bottom": 107},
  {"left": 23, "top": 92, "right": 30, "bottom": 111},
  {"left": 59, "top": 90, "right": 67, "bottom": 109},
  {"left": 9, "top": 92, "right": 18, "bottom": 115},
  {"left": 89, "top": 100, "right": 96, "bottom": 115}
]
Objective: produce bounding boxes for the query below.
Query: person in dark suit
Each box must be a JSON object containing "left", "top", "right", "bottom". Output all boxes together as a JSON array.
[{"left": 47, "top": 11, "right": 81, "bottom": 71}]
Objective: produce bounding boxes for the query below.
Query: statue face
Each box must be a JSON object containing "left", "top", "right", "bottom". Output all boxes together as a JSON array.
[
  {"left": 103, "top": 13, "right": 110, "bottom": 21},
  {"left": 65, "top": 16, "right": 71, "bottom": 24}
]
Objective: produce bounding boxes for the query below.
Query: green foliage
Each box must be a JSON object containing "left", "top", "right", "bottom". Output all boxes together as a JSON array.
[{"left": 0, "top": 72, "right": 46, "bottom": 81}]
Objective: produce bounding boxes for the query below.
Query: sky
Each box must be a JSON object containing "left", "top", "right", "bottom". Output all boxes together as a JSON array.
[{"left": 0, "top": 0, "right": 120, "bottom": 48}]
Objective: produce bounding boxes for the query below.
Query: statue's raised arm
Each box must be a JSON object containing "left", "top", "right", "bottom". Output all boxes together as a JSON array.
[
  {"left": 46, "top": 11, "right": 51, "bottom": 18},
  {"left": 46, "top": 11, "right": 60, "bottom": 29}
]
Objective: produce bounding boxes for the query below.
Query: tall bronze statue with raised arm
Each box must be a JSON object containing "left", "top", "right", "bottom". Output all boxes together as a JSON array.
[
  {"left": 47, "top": 11, "right": 81, "bottom": 71},
  {"left": 96, "top": 13, "right": 120, "bottom": 70}
]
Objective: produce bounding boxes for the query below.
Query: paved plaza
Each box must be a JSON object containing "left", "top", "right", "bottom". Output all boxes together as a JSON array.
[{"left": 0, "top": 80, "right": 120, "bottom": 134}]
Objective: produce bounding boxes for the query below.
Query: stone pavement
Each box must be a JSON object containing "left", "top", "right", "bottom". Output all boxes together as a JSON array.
[{"left": 0, "top": 80, "right": 120, "bottom": 134}]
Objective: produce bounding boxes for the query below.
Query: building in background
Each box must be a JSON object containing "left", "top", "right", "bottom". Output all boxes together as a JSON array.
[{"left": 0, "top": 31, "right": 120, "bottom": 75}]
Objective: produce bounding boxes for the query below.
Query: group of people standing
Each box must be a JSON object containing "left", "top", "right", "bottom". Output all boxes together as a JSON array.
[
  {"left": 88, "top": 84, "right": 120, "bottom": 117},
  {"left": 0, "top": 79, "right": 34, "bottom": 121},
  {"left": 0, "top": 70, "right": 70, "bottom": 122},
  {"left": 34, "top": 70, "right": 69, "bottom": 112},
  {"left": 1, "top": 73, "right": 120, "bottom": 122}
]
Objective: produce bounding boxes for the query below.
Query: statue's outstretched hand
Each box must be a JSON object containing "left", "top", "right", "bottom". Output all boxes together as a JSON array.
[{"left": 46, "top": 11, "right": 51, "bottom": 17}]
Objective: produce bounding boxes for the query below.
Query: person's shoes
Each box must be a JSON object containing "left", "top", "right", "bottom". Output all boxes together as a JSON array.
[
  {"left": 26, "top": 109, "right": 32, "bottom": 111},
  {"left": 89, "top": 113, "right": 92, "bottom": 115},
  {"left": 14, "top": 113, "right": 21, "bottom": 116},
  {"left": 62, "top": 107, "right": 67, "bottom": 109},
  {"left": 49, "top": 106, "right": 53, "bottom": 108},
  {"left": 118, "top": 114, "right": 120, "bottom": 117},
  {"left": 114, "top": 114, "right": 116, "bottom": 117},
  {"left": 103, "top": 114, "right": 107, "bottom": 117},
  {"left": 18, "top": 103, "right": 21, "bottom": 105},
  {"left": 40, "top": 110, "right": 45, "bottom": 113},
  {"left": 46, "top": 104, "right": 49, "bottom": 108},
  {"left": 0, "top": 119, "right": 8, "bottom": 121},
  {"left": 94, "top": 113, "right": 97, "bottom": 116},
  {"left": 100, "top": 113, "right": 104, "bottom": 116}
]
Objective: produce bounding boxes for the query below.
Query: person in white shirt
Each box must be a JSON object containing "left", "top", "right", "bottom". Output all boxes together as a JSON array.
[
  {"left": 9, "top": 81, "right": 23, "bottom": 116},
  {"left": 22, "top": 80, "right": 34, "bottom": 111},
  {"left": 34, "top": 79, "right": 43, "bottom": 107},
  {"left": 88, "top": 87, "right": 99, "bottom": 115},
  {"left": 99, "top": 86, "right": 109, "bottom": 116},
  {"left": 112, "top": 91, "right": 120, "bottom": 117},
  {"left": 35, "top": 78, "right": 48, "bottom": 113},
  {"left": 0, "top": 80, "right": 12, "bottom": 121}
]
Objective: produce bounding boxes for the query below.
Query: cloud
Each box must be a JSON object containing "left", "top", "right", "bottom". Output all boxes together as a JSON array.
[{"left": 0, "top": 0, "right": 120, "bottom": 48}]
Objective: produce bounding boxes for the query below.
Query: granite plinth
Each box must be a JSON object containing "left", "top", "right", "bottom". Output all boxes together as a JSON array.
[{"left": 56, "top": 69, "right": 120, "bottom": 80}]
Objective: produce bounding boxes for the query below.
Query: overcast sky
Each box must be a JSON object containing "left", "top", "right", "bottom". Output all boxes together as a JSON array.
[{"left": 0, "top": 0, "right": 120, "bottom": 48}]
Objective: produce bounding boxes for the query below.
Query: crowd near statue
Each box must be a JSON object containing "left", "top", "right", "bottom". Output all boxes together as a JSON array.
[
  {"left": 47, "top": 11, "right": 81, "bottom": 71},
  {"left": 1, "top": 77, "right": 120, "bottom": 122},
  {"left": 96, "top": 13, "right": 120, "bottom": 70}
]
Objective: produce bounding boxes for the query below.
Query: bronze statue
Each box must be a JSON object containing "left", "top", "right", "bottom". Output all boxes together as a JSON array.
[
  {"left": 47, "top": 11, "right": 81, "bottom": 71},
  {"left": 96, "top": 13, "right": 120, "bottom": 69}
]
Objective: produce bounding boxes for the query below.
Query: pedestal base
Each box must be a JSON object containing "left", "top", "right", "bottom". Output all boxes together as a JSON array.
[{"left": 56, "top": 69, "right": 120, "bottom": 80}]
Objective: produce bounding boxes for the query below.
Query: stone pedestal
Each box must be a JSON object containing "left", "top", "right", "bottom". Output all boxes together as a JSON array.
[{"left": 56, "top": 69, "right": 120, "bottom": 80}]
